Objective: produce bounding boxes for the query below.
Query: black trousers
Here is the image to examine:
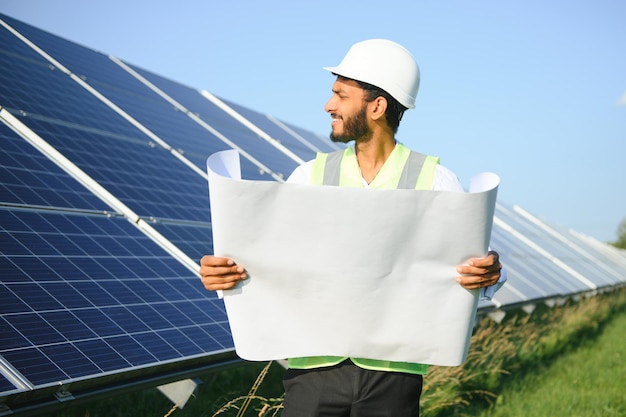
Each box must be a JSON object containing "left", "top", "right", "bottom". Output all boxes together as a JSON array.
[{"left": 281, "top": 360, "right": 423, "bottom": 417}]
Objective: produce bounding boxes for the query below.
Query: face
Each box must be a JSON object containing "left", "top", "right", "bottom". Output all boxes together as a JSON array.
[{"left": 325, "top": 78, "right": 372, "bottom": 143}]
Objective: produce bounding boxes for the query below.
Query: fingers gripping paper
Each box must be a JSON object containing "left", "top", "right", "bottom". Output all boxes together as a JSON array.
[{"left": 206, "top": 150, "right": 499, "bottom": 366}]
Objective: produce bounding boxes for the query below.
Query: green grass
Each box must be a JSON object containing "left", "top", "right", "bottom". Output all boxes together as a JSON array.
[
  {"left": 476, "top": 309, "right": 626, "bottom": 417},
  {"left": 420, "top": 288, "right": 626, "bottom": 416}
]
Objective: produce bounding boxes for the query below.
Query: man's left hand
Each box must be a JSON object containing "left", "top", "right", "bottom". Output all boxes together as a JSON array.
[{"left": 455, "top": 251, "right": 502, "bottom": 290}]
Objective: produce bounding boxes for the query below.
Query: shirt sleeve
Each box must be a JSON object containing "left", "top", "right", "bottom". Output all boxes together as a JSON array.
[
  {"left": 481, "top": 268, "right": 507, "bottom": 300},
  {"left": 431, "top": 165, "right": 464, "bottom": 192},
  {"left": 286, "top": 160, "right": 314, "bottom": 184}
]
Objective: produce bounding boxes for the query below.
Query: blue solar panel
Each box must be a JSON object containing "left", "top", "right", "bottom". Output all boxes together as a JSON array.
[
  {"left": 0, "top": 13, "right": 286, "bottom": 407},
  {"left": 150, "top": 220, "right": 213, "bottom": 263},
  {"left": 0, "top": 21, "right": 253, "bottom": 223},
  {"left": 553, "top": 225, "right": 626, "bottom": 287},
  {"left": 11, "top": 112, "right": 211, "bottom": 221},
  {"left": 219, "top": 98, "right": 325, "bottom": 159},
  {"left": 0, "top": 207, "right": 231, "bottom": 389},
  {"left": 0, "top": 17, "right": 292, "bottom": 182},
  {"left": 269, "top": 117, "right": 342, "bottom": 154},
  {"left": 126, "top": 64, "right": 305, "bottom": 177},
  {"left": 489, "top": 227, "right": 567, "bottom": 298},
  {"left": 495, "top": 204, "right": 599, "bottom": 293},
  {"left": 124, "top": 62, "right": 340, "bottom": 159},
  {"left": 0, "top": 122, "right": 108, "bottom": 210}
]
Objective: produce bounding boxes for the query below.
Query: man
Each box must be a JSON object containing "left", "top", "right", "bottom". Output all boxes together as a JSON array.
[{"left": 200, "top": 39, "right": 505, "bottom": 416}]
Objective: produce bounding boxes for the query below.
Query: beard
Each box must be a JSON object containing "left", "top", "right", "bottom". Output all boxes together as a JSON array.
[{"left": 330, "top": 104, "right": 372, "bottom": 144}]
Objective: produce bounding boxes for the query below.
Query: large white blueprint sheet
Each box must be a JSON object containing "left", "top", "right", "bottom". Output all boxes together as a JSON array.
[{"left": 206, "top": 150, "right": 499, "bottom": 366}]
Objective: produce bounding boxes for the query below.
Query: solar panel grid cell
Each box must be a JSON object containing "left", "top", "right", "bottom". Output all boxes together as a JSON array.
[
  {"left": 73, "top": 338, "right": 129, "bottom": 372},
  {"left": 0, "top": 284, "right": 31, "bottom": 314},
  {"left": 8, "top": 284, "right": 64, "bottom": 311},
  {"left": 11, "top": 257, "right": 63, "bottom": 283},
  {"left": 158, "top": 328, "right": 204, "bottom": 356},
  {"left": 39, "top": 343, "right": 100, "bottom": 379}
]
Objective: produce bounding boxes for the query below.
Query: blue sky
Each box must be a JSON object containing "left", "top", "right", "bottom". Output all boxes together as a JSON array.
[{"left": 2, "top": 0, "right": 625, "bottom": 243}]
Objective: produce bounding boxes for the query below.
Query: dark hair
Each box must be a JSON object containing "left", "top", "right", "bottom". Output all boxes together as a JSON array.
[{"left": 355, "top": 80, "right": 407, "bottom": 133}]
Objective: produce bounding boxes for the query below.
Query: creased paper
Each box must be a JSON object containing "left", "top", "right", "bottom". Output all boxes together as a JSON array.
[{"left": 207, "top": 150, "right": 499, "bottom": 366}]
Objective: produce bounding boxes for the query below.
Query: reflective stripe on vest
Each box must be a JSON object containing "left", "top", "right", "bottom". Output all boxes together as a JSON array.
[{"left": 289, "top": 143, "right": 438, "bottom": 375}]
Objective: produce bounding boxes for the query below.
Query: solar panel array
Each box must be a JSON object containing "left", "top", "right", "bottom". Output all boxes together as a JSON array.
[
  {"left": 0, "top": 13, "right": 338, "bottom": 411},
  {"left": 480, "top": 204, "right": 626, "bottom": 310},
  {"left": 1, "top": 12, "right": 625, "bottom": 414}
]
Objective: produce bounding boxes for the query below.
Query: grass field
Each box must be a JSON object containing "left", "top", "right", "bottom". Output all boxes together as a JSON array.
[
  {"left": 476, "top": 308, "right": 626, "bottom": 417},
  {"left": 420, "top": 288, "right": 626, "bottom": 417}
]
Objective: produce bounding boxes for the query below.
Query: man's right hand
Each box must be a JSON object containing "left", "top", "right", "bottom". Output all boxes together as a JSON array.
[{"left": 199, "top": 255, "right": 247, "bottom": 291}]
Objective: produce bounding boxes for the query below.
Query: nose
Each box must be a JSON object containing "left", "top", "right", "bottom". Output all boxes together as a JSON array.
[{"left": 324, "top": 95, "right": 336, "bottom": 113}]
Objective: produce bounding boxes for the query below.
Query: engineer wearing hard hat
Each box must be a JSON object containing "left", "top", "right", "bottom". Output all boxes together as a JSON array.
[{"left": 200, "top": 39, "right": 505, "bottom": 417}]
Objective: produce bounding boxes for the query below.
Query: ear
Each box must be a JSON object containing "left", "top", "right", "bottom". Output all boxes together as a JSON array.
[{"left": 369, "top": 96, "right": 388, "bottom": 121}]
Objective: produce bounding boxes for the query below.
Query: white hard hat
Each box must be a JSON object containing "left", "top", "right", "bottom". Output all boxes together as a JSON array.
[{"left": 323, "top": 39, "right": 420, "bottom": 109}]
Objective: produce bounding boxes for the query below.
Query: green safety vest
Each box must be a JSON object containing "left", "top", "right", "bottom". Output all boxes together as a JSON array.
[{"left": 288, "top": 143, "right": 440, "bottom": 375}]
